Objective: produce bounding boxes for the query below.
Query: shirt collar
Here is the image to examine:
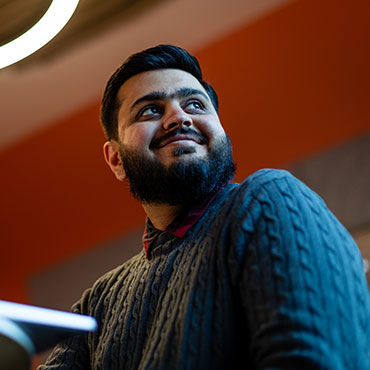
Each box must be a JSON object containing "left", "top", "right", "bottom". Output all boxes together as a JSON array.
[{"left": 142, "top": 183, "right": 228, "bottom": 259}]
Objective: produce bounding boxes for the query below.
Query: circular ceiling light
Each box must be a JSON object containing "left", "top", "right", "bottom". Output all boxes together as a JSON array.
[{"left": 0, "top": 0, "right": 80, "bottom": 69}]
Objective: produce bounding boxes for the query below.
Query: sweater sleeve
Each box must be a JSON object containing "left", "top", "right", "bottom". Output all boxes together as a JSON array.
[
  {"left": 230, "top": 169, "right": 370, "bottom": 369},
  {"left": 37, "top": 287, "right": 93, "bottom": 370}
]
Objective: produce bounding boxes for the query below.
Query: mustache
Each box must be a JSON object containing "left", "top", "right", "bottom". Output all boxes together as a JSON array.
[{"left": 149, "top": 128, "right": 208, "bottom": 149}]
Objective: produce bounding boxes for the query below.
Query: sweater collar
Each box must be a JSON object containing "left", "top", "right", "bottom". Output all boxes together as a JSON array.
[{"left": 142, "top": 184, "right": 227, "bottom": 259}]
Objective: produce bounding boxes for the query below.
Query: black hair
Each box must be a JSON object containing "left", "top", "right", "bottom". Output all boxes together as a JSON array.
[{"left": 100, "top": 44, "right": 219, "bottom": 140}]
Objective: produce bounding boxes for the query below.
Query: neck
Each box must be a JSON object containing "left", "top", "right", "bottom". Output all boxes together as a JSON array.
[{"left": 142, "top": 203, "right": 184, "bottom": 231}]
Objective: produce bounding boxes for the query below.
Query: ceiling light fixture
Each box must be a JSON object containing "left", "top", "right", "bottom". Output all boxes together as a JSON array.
[{"left": 0, "top": 0, "right": 80, "bottom": 69}]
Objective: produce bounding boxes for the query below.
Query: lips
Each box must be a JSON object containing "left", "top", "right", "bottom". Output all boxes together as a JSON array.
[
  {"left": 150, "top": 129, "right": 208, "bottom": 149},
  {"left": 157, "top": 134, "right": 202, "bottom": 148}
]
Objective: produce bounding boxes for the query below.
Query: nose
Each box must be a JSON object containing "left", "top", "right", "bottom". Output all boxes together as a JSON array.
[{"left": 161, "top": 104, "right": 192, "bottom": 131}]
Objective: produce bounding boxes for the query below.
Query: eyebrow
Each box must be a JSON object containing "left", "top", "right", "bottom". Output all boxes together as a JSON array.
[{"left": 130, "top": 87, "right": 210, "bottom": 112}]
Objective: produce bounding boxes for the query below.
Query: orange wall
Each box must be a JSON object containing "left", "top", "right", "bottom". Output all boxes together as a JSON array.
[
  {"left": 1, "top": 0, "right": 370, "bottom": 303},
  {"left": 196, "top": 0, "right": 370, "bottom": 178}
]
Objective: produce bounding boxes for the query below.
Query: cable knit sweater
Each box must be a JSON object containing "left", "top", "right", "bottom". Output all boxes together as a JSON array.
[{"left": 39, "top": 169, "right": 370, "bottom": 370}]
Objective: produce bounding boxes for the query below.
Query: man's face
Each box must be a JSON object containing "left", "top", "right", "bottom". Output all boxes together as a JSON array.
[
  {"left": 116, "top": 68, "right": 226, "bottom": 168},
  {"left": 104, "top": 68, "right": 235, "bottom": 205}
]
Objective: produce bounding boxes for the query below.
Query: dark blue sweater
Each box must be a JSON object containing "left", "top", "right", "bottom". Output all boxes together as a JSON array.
[{"left": 40, "top": 169, "right": 370, "bottom": 369}]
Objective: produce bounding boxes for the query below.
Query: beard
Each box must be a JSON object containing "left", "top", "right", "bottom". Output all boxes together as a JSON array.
[{"left": 118, "top": 132, "right": 236, "bottom": 206}]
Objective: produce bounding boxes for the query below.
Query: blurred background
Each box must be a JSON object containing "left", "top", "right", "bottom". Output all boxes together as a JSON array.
[{"left": 0, "top": 0, "right": 369, "bottom": 365}]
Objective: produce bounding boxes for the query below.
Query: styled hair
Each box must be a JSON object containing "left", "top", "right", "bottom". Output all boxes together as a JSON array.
[{"left": 100, "top": 44, "right": 219, "bottom": 140}]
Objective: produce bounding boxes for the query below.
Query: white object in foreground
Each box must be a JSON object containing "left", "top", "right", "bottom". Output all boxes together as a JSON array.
[{"left": 0, "top": 299, "right": 97, "bottom": 370}]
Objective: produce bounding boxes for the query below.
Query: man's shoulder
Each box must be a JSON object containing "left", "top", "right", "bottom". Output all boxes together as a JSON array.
[
  {"left": 232, "top": 168, "right": 299, "bottom": 198},
  {"left": 210, "top": 169, "right": 301, "bottom": 227},
  {"left": 241, "top": 168, "right": 295, "bottom": 188},
  {"left": 87, "top": 251, "right": 145, "bottom": 297},
  {"left": 219, "top": 168, "right": 314, "bottom": 216}
]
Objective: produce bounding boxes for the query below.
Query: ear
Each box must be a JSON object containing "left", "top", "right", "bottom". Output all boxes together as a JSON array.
[{"left": 103, "top": 141, "right": 127, "bottom": 182}]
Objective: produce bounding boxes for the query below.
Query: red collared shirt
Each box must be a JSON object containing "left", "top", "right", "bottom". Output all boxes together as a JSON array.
[{"left": 142, "top": 185, "right": 228, "bottom": 259}]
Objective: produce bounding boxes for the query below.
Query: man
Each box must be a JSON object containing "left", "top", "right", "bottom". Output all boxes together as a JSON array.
[{"left": 40, "top": 45, "right": 370, "bottom": 369}]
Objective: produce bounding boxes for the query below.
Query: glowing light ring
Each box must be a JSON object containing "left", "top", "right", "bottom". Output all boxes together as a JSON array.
[{"left": 0, "top": 0, "right": 80, "bottom": 69}]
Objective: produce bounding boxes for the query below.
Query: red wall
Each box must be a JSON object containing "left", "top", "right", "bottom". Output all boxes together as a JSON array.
[
  {"left": 1, "top": 0, "right": 370, "bottom": 303},
  {"left": 196, "top": 0, "right": 370, "bottom": 178}
]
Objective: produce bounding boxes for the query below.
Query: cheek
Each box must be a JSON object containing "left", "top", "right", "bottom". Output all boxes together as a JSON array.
[
  {"left": 199, "top": 118, "right": 225, "bottom": 140},
  {"left": 123, "top": 125, "right": 155, "bottom": 147}
]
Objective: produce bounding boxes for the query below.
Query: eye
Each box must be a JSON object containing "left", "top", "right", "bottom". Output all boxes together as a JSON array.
[
  {"left": 137, "top": 105, "right": 161, "bottom": 120},
  {"left": 184, "top": 100, "right": 204, "bottom": 112}
]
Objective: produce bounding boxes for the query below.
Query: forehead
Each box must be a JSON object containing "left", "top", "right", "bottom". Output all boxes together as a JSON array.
[{"left": 117, "top": 69, "right": 208, "bottom": 109}]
